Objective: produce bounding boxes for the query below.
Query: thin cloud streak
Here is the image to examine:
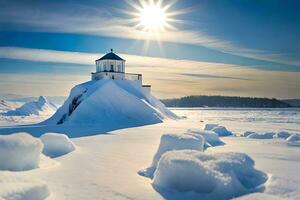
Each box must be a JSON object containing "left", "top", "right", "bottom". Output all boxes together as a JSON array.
[
  {"left": 0, "top": 2, "right": 299, "bottom": 67},
  {"left": 1, "top": 47, "right": 300, "bottom": 99}
]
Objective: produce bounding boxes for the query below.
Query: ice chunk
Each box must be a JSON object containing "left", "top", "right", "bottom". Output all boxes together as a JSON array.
[
  {"left": 40, "top": 133, "right": 75, "bottom": 158},
  {"left": 286, "top": 134, "right": 300, "bottom": 146},
  {"left": 204, "top": 124, "right": 219, "bottom": 131},
  {"left": 153, "top": 150, "right": 267, "bottom": 199},
  {"left": 211, "top": 126, "right": 233, "bottom": 137},
  {"left": 0, "top": 133, "right": 43, "bottom": 171},
  {"left": 139, "top": 133, "right": 204, "bottom": 178},
  {"left": 247, "top": 132, "right": 275, "bottom": 139},
  {"left": 187, "top": 128, "right": 224, "bottom": 147},
  {"left": 274, "top": 131, "right": 291, "bottom": 139}
]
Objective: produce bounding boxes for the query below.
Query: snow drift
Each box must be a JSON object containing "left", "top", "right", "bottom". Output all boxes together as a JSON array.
[
  {"left": 286, "top": 134, "right": 300, "bottom": 146},
  {"left": 4, "top": 96, "right": 57, "bottom": 116},
  {"left": 274, "top": 131, "right": 291, "bottom": 139},
  {"left": 139, "top": 133, "right": 204, "bottom": 177},
  {"left": 204, "top": 124, "right": 232, "bottom": 137},
  {"left": 152, "top": 150, "right": 267, "bottom": 200},
  {"left": 204, "top": 124, "right": 219, "bottom": 131},
  {"left": 40, "top": 133, "right": 75, "bottom": 158},
  {"left": 42, "top": 80, "right": 177, "bottom": 128},
  {"left": 0, "top": 133, "right": 43, "bottom": 171},
  {"left": 186, "top": 129, "right": 224, "bottom": 147},
  {"left": 247, "top": 132, "right": 275, "bottom": 139},
  {"left": 0, "top": 176, "right": 49, "bottom": 200}
]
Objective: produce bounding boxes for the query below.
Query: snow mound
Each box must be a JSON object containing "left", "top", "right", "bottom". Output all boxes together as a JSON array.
[
  {"left": 211, "top": 126, "right": 233, "bottom": 137},
  {"left": 274, "top": 131, "right": 291, "bottom": 139},
  {"left": 0, "top": 175, "right": 49, "bottom": 200},
  {"left": 204, "top": 124, "right": 219, "bottom": 131},
  {"left": 40, "top": 133, "right": 75, "bottom": 158},
  {"left": 242, "top": 131, "right": 256, "bottom": 137},
  {"left": 153, "top": 150, "right": 267, "bottom": 199},
  {"left": 139, "top": 133, "right": 204, "bottom": 178},
  {"left": 186, "top": 128, "right": 224, "bottom": 147},
  {"left": 286, "top": 134, "right": 300, "bottom": 146},
  {"left": 247, "top": 132, "right": 275, "bottom": 139},
  {"left": 4, "top": 96, "right": 57, "bottom": 116},
  {"left": 0, "top": 133, "right": 43, "bottom": 171},
  {"left": 43, "top": 80, "right": 177, "bottom": 128}
]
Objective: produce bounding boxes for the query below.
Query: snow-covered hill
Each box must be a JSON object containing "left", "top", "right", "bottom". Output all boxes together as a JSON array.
[
  {"left": 43, "top": 79, "right": 178, "bottom": 127},
  {"left": 4, "top": 96, "right": 57, "bottom": 116}
]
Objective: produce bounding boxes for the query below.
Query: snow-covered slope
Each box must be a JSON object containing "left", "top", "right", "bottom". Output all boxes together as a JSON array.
[
  {"left": 43, "top": 79, "right": 178, "bottom": 127},
  {"left": 0, "top": 100, "right": 22, "bottom": 112},
  {"left": 4, "top": 96, "right": 57, "bottom": 116}
]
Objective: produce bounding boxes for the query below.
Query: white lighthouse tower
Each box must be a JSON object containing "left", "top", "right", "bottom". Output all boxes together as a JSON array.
[{"left": 91, "top": 49, "right": 151, "bottom": 92}]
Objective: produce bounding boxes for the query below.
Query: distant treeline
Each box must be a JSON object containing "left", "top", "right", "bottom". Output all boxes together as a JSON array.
[{"left": 161, "top": 95, "right": 293, "bottom": 108}]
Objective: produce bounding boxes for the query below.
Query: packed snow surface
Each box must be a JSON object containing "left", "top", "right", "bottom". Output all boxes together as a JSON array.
[
  {"left": 43, "top": 79, "right": 177, "bottom": 128},
  {"left": 3, "top": 96, "right": 57, "bottom": 116},
  {"left": 40, "top": 133, "right": 75, "bottom": 158},
  {"left": 0, "top": 133, "right": 43, "bottom": 171},
  {"left": 153, "top": 150, "right": 267, "bottom": 200},
  {"left": 186, "top": 128, "right": 224, "bottom": 147}
]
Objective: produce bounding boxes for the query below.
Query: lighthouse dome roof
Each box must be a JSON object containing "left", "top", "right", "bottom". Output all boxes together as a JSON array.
[{"left": 96, "top": 50, "right": 125, "bottom": 61}]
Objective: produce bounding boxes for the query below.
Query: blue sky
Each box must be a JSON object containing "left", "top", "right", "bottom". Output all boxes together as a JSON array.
[{"left": 0, "top": 0, "right": 300, "bottom": 99}]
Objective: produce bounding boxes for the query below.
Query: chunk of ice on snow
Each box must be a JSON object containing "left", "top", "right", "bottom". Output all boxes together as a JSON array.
[
  {"left": 153, "top": 150, "right": 267, "bottom": 199},
  {"left": 0, "top": 133, "right": 43, "bottom": 171},
  {"left": 139, "top": 133, "right": 204, "bottom": 178},
  {"left": 40, "top": 133, "right": 75, "bottom": 158}
]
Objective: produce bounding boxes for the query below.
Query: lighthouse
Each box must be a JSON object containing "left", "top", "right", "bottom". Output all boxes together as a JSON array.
[{"left": 92, "top": 49, "right": 151, "bottom": 92}]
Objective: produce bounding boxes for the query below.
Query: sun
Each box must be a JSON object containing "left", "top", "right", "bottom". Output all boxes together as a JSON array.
[
  {"left": 127, "top": 0, "right": 178, "bottom": 32},
  {"left": 139, "top": 4, "right": 167, "bottom": 31}
]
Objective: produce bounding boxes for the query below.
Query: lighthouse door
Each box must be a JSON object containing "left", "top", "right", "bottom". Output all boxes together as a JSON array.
[{"left": 110, "top": 64, "right": 114, "bottom": 72}]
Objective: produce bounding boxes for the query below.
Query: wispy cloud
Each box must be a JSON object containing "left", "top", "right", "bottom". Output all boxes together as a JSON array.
[
  {"left": 0, "top": 1, "right": 299, "bottom": 67},
  {"left": 1, "top": 47, "right": 300, "bottom": 99}
]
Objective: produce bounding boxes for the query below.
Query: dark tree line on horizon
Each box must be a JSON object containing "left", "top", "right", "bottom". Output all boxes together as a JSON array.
[{"left": 161, "top": 95, "right": 293, "bottom": 108}]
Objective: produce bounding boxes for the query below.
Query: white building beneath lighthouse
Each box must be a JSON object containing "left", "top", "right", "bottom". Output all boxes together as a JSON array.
[{"left": 92, "top": 49, "right": 151, "bottom": 92}]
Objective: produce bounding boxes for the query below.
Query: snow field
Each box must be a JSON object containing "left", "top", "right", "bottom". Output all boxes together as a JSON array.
[
  {"left": 0, "top": 133, "right": 43, "bottom": 171},
  {"left": 152, "top": 150, "right": 267, "bottom": 199},
  {"left": 40, "top": 133, "right": 75, "bottom": 158}
]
